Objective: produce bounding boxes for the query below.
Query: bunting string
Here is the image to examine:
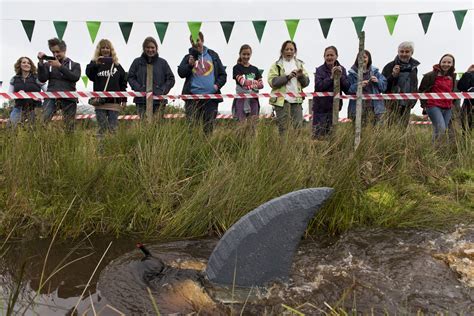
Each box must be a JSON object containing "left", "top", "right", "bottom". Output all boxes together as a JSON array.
[{"left": 11, "top": 8, "right": 472, "bottom": 43}]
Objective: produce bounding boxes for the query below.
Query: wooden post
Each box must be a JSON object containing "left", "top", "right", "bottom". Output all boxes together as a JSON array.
[
  {"left": 354, "top": 31, "right": 365, "bottom": 150},
  {"left": 332, "top": 71, "right": 341, "bottom": 127},
  {"left": 146, "top": 64, "right": 153, "bottom": 123}
]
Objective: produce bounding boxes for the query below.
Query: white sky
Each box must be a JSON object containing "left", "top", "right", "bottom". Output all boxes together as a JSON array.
[{"left": 1, "top": 0, "right": 473, "bottom": 115}]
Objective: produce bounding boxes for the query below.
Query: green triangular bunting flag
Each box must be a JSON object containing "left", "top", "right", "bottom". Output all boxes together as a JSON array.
[
  {"left": 453, "top": 10, "right": 467, "bottom": 30},
  {"left": 119, "top": 22, "right": 133, "bottom": 43},
  {"left": 53, "top": 21, "right": 67, "bottom": 40},
  {"left": 81, "top": 76, "right": 89, "bottom": 88},
  {"left": 384, "top": 15, "right": 399, "bottom": 35},
  {"left": 86, "top": 21, "right": 101, "bottom": 43},
  {"left": 285, "top": 19, "right": 299, "bottom": 40},
  {"left": 259, "top": 69, "right": 264, "bottom": 75},
  {"left": 351, "top": 16, "right": 366, "bottom": 35},
  {"left": 154, "top": 22, "right": 169, "bottom": 43},
  {"left": 252, "top": 20, "right": 266, "bottom": 42},
  {"left": 457, "top": 72, "right": 465, "bottom": 80},
  {"left": 188, "top": 21, "right": 202, "bottom": 43},
  {"left": 220, "top": 21, "right": 235, "bottom": 43},
  {"left": 21, "top": 20, "right": 35, "bottom": 42},
  {"left": 418, "top": 13, "right": 433, "bottom": 34},
  {"left": 318, "top": 18, "right": 333, "bottom": 39}
]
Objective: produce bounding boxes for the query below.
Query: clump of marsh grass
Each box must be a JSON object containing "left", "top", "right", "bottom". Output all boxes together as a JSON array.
[{"left": 0, "top": 120, "right": 472, "bottom": 239}]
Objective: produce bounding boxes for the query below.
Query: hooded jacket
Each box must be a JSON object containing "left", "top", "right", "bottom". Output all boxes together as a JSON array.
[
  {"left": 128, "top": 53, "right": 175, "bottom": 105},
  {"left": 418, "top": 65, "right": 457, "bottom": 109},
  {"left": 347, "top": 65, "right": 387, "bottom": 116},
  {"left": 177, "top": 47, "right": 227, "bottom": 103},
  {"left": 37, "top": 57, "right": 81, "bottom": 102}
]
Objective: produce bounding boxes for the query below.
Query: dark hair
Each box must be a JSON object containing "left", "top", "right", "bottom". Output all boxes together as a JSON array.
[
  {"left": 142, "top": 37, "right": 158, "bottom": 53},
  {"left": 324, "top": 46, "right": 338, "bottom": 56},
  {"left": 48, "top": 38, "right": 66, "bottom": 51},
  {"left": 438, "top": 53, "right": 456, "bottom": 76},
  {"left": 353, "top": 49, "right": 372, "bottom": 69},
  {"left": 237, "top": 44, "right": 252, "bottom": 64},
  {"left": 189, "top": 32, "right": 204, "bottom": 43},
  {"left": 279, "top": 40, "right": 297, "bottom": 59}
]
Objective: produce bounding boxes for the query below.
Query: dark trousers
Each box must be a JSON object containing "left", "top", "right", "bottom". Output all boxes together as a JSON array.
[
  {"left": 136, "top": 102, "right": 165, "bottom": 120},
  {"left": 312, "top": 112, "right": 332, "bottom": 138},
  {"left": 185, "top": 100, "right": 218, "bottom": 134},
  {"left": 388, "top": 104, "right": 411, "bottom": 127},
  {"left": 42, "top": 99, "right": 77, "bottom": 132}
]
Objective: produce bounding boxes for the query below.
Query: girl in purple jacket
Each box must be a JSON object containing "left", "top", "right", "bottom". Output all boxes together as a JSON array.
[{"left": 313, "top": 46, "right": 350, "bottom": 138}]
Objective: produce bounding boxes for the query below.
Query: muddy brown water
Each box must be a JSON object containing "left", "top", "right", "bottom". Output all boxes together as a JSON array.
[{"left": 1, "top": 226, "right": 474, "bottom": 315}]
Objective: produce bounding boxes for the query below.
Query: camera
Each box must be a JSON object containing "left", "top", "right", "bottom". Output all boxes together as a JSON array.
[
  {"left": 190, "top": 48, "right": 199, "bottom": 60},
  {"left": 43, "top": 55, "right": 56, "bottom": 61},
  {"left": 98, "top": 57, "right": 114, "bottom": 64}
]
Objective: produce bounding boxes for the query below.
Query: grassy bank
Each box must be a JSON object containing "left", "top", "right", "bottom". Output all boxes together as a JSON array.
[{"left": 0, "top": 120, "right": 472, "bottom": 239}]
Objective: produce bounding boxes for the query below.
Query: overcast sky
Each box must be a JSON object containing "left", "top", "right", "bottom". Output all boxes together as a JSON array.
[{"left": 1, "top": 0, "right": 472, "bottom": 115}]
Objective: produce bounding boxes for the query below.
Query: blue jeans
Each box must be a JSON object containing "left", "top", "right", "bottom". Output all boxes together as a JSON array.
[
  {"left": 426, "top": 106, "right": 452, "bottom": 141},
  {"left": 43, "top": 98, "right": 77, "bottom": 132},
  {"left": 96, "top": 109, "right": 119, "bottom": 136},
  {"left": 9, "top": 106, "right": 35, "bottom": 127}
]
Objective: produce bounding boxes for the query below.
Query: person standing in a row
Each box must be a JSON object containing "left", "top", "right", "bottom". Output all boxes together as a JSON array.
[
  {"left": 268, "top": 40, "right": 309, "bottom": 135},
  {"left": 313, "top": 46, "right": 349, "bottom": 138},
  {"left": 128, "top": 36, "right": 175, "bottom": 120},
  {"left": 232, "top": 44, "right": 264, "bottom": 122},
  {"left": 178, "top": 32, "right": 227, "bottom": 134},
  {"left": 348, "top": 50, "right": 387, "bottom": 125},
  {"left": 86, "top": 39, "right": 127, "bottom": 136},
  {"left": 382, "top": 41, "right": 420, "bottom": 127},
  {"left": 8, "top": 56, "right": 46, "bottom": 127},
  {"left": 419, "top": 54, "right": 457, "bottom": 142},
  {"left": 38, "top": 38, "right": 81, "bottom": 132}
]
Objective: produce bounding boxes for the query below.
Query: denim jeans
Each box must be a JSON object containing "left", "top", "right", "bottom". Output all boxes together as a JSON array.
[
  {"left": 426, "top": 106, "right": 452, "bottom": 141},
  {"left": 96, "top": 109, "right": 119, "bottom": 136},
  {"left": 9, "top": 106, "right": 35, "bottom": 127},
  {"left": 42, "top": 98, "right": 77, "bottom": 132}
]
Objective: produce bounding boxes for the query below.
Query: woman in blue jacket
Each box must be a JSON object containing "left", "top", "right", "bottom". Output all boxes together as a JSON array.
[{"left": 348, "top": 50, "right": 387, "bottom": 125}]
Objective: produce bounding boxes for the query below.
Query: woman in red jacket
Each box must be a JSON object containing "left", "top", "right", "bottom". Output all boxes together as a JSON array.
[{"left": 418, "top": 54, "right": 456, "bottom": 142}]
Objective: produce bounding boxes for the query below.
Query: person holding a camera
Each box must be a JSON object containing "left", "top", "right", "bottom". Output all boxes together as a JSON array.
[
  {"left": 86, "top": 39, "right": 127, "bottom": 137},
  {"left": 178, "top": 32, "right": 227, "bottom": 134},
  {"left": 382, "top": 41, "right": 420, "bottom": 127},
  {"left": 128, "top": 36, "right": 175, "bottom": 120},
  {"left": 347, "top": 50, "right": 387, "bottom": 126},
  {"left": 37, "top": 38, "right": 81, "bottom": 132},
  {"left": 267, "top": 40, "right": 310, "bottom": 135},
  {"left": 8, "top": 56, "right": 46, "bottom": 127}
]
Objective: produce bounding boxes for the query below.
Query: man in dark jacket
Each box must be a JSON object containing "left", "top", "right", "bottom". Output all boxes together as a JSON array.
[
  {"left": 457, "top": 65, "right": 474, "bottom": 132},
  {"left": 382, "top": 41, "right": 420, "bottom": 127},
  {"left": 38, "top": 38, "right": 81, "bottom": 132},
  {"left": 178, "top": 32, "right": 227, "bottom": 134},
  {"left": 128, "top": 37, "right": 175, "bottom": 120}
]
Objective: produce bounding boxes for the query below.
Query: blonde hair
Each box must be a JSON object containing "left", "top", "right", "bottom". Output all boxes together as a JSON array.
[
  {"left": 14, "top": 56, "right": 37, "bottom": 75},
  {"left": 93, "top": 39, "right": 119, "bottom": 64}
]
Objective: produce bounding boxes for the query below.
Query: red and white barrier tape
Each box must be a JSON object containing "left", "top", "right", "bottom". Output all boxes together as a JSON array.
[
  {"left": 0, "top": 115, "right": 431, "bottom": 124},
  {"left": 1, "top": 91, "right": 473, "bottom": 100}
]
